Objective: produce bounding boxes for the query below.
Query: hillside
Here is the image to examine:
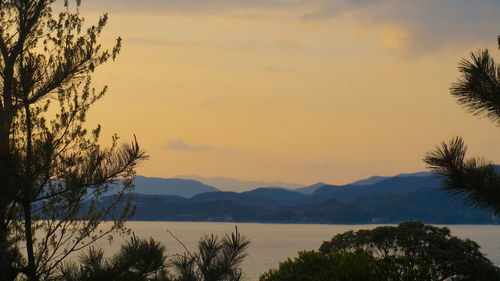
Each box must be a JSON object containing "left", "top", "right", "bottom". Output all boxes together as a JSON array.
[
  {"left": 110, "top": 171, "right": 496, "bottom": 224},
  {"left": 175, "top": 175, "right": 303, "bottom": 192},
  {"left": 132, "top": 176, "right": 219, "bottom": 198}
]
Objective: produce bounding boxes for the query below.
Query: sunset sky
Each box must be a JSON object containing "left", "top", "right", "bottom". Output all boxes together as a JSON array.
[{"left": 79, "top": 0, "right": 500, "bottom": 185}]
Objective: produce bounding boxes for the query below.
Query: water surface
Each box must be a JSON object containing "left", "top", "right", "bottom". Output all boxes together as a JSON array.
[{"left": 94, "top": 222, "right": 500, "bottom": 281}]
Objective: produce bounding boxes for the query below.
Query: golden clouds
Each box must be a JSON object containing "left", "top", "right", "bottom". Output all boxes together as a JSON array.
[
  {"left": 380, "top": 25, "right": 409, "bottom": 52},
  {"left": 83, "top": 1, "right": 500, "bottom": 185}
]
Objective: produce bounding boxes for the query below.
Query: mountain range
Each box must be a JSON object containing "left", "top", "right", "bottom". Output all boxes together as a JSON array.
[
  {"left": 174, "top": 175, "right": 302, "bottom": 192},
  {"left": 133, "top": 176, "right": 217, "bottom": 198},
  {"left": 105, "top": 171, "right": 497, "bottom": 224},
  {"left": 131, "top": 172, "right": 434, "bottom": 198}
]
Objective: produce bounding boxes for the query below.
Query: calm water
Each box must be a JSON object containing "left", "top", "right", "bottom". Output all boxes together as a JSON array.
[{"left": 92, "top": 222, "right": 500, "bottom": 281}]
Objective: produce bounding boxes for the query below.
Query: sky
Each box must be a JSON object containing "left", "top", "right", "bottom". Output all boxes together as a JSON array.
[{"left": 77, "top": 0, "right": 500, "bottom": 185}]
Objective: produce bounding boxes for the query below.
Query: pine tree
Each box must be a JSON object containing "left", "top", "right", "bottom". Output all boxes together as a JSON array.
[
  {"left": 0, "top": 1, "right": 147, "bottom": 280},
  {"left": 424, "top": 36, "right": 500, "bottom": 214}
]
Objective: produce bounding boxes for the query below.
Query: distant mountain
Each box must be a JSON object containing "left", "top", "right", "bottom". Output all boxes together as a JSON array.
[
  {"left": 189, "top": 191, "right": 277, "bottom": 208},
  {"left": 348, "top": 171, "right": 432, "bottom": 186},
  {"left": 110, "top": 170, "right": 498, "bottom": 224},
  {"left": 395, "top": 171, "right": 433, "bottom": 178},
  {"left": 189, "top": 188, "right": 306, "bottom": 208},
  {"left": 305, "top": 175, "right": 440, "bottom": 204},
  {"left": 260, "top": 198, "right": 370, "bottom": 223},
  {"left": 131, "top": 193, "right": 188, "bottom": 204},
  {"left": 130, "top": 196, "right": 264, "bottom": 222},
  {"left": 349, "top": 176, "right": 388, "bottom": 186},
  {"left": 350, "top": 187, "right": 493, "bottom": 224},
  {"left": 296, "top": 171, "right": 434, "bottom": 194},
  {"left": 294, "top": 182, "right": 327, "bottom": 194},
  {"left": 133, "top": 176, "right": 219, "bottom": 198},
  {"left": 175, "top": 175, "right": 303, "bottom": 192},
  {"left": 118, "top": 194, "right": 370, "bottom": 224},
  {"left": 242, "top": 187, "right": 305, "bottom": 205}
]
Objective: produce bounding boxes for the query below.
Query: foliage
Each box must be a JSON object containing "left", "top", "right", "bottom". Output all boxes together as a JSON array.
[
  {"left": 261, "top": 222, "right": 500, "bottom": 281},
  {"left": 424, "top": 37, "right": 500, "bottom": 214},
  {"left": 425, "top": 137, "right": 500, "bottom": 214},
  {"left": 259, "top": 249, "right": 441, "bottom": 281},
  {"left": 170, "top": 229, "right": 250, "bottom": 281},
  {"left": 0, "top": 1, "right": 147, "bottom": 280},
  {"left": 59, "top": 235, "right": 169, "bottom": 281},
  {"left": 320, "top": 222, "right": 500, "bottom": 281},
  {"left": 260, "top": 250, "right": 382, "bottom": 281},
  {"left": 0, "top": 231, "right": 25, "bottom": 281},
  {"left": 57, "top": 229, "right": 250, "bottom": 281}
]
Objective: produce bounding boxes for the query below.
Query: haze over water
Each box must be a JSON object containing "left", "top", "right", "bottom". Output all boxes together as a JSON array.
[{"left": 94, "top": 222, "right": 500, "bottom": 281}]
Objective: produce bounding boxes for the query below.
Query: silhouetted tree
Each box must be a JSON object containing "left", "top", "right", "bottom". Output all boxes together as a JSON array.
[
  {"left": 170, "top": 229, "right": 250, "bottom": 281},
  {"left": 321, "top": 222, "right": 499, "bottom": 280},
  {"left": 59, "top": 235, "right": 169, "bottom": 281},
  {"left": 0, "top": 1, "right": 147, "bottom": 280},
  {"left": 262, "top": 222, "right": 500, "bottom": 281},
  {"left": 260, "top": 250, "right": 383, "bottom": 281},
  {"left": 58, "top": 229, "right": 250, "bottom": 281},
  {"left": 0, "top": 230, "right": 24, "bottom": 281},
  {"left": 424, "top": 36, "right": 500, "bottom": 214}
]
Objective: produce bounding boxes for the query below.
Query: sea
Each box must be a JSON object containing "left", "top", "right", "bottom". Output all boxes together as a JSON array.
[{"left": 88, "top": 222, "right": 500, "bottom": 281}]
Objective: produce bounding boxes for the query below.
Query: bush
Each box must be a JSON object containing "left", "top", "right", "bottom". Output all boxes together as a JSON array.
[
  {"left": 261, "top": 222, "right": 500, "bottom": 281},
  {"left": 260, "top": 250, "right": 381, "bottom": 281},
  {"left": 58, "top": 229, "right": 249, "bottom": 281}
]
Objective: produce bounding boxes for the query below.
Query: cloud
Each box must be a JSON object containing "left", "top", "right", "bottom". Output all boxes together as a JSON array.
[
  {"left": 85, "top": 0, "right": 500, "bottom": 54},
  {"left": 275, "top": 33, "right": 302, "bottom": 48},
  {"left": 303, "top": 0, "right": 500, "bottom": 54},
  {"left": 84, "top": 0, "right": 308, "bottom": 14},
  {"left": 164, "top": 139, "right": 211, "bottom": 151},
  {"left": 380, "top": 25, "right": 409, "bottom": 51},
  {"left": 203, "top": 27, "right": 220, "bottom": 38}
]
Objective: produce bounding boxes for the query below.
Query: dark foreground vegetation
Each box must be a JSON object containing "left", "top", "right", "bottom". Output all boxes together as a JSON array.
[
  {"left": 4, "top": 228, "right": 250, "bottom": 281},
  {"left": 260, "top": 222, "right": 500, "bottom": 281},
  {"left": 425, "top": 35, "right": 500, "bottom": 217},
  {"left": 6, "top": 221, "right": 499, "bottom": 281},
  {"left": 0, "top": 0, "right": 146, "bottom": 280},
  {"left": 59, "top": 229, "right": 249, "bottom": 281}
]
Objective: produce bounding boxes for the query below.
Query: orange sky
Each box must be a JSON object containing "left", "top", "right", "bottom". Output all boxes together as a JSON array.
[{"left": 78, "top": 0, "right": 500, "bottom": 185}]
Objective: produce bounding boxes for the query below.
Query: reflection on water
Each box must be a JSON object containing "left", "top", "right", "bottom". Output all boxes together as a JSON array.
[{"left": 87, "top": 222, "right": 500, "bottom": 281}]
